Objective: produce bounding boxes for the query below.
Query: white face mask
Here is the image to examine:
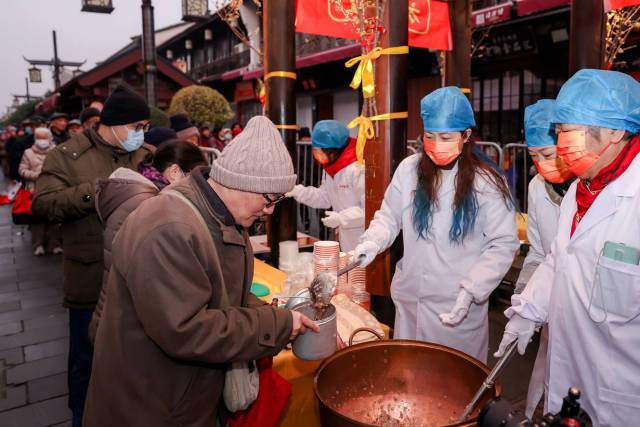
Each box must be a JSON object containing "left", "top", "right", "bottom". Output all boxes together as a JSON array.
[{"left": 35, "top": 139, "right": 51, "bottom": 149}]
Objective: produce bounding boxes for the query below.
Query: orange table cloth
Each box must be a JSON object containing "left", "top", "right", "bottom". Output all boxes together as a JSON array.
[{"left": 252, "top": 259, "right": 390, "bottom": 427}]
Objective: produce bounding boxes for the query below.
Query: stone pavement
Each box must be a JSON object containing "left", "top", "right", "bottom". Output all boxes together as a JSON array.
[
  {"left": 0, "top": 204, "right": 71, "bottom": 427},
  {"left": 0, "top": 187, "right": 537, "bottom": 426}
]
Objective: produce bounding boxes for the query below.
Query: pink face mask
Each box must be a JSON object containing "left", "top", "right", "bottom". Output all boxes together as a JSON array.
[
  {"left": 557, "top": 130, "right": 613, "bottom": 177},
  {"left": 312, "top": 148, "right": 330, "bottom": 165},
  {"left": 533, "top": 157, "right": 574, "bottom": 183},
  {"left": 423, "top": 138, "right": 462, "bottom": 166}
]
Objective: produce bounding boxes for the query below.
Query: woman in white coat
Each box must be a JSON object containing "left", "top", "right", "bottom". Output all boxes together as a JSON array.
[
  {"left": 515, "top": 99, "right": 574, "bottom": 418},
  {"left": 287, "top": 120, "right": 364, "bottom": 251},
  {"left": 496, "top": 69, "right": 640, "bottom": 426},
  {"left": 354, "top": 87, "right": 519, "bottom": 362}
]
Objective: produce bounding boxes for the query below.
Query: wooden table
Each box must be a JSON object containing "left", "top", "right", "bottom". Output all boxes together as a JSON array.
[
  {"left": 253, "top": 259, "right": 390, "bottom": 427},
  {"left": 517, "top": 212, "right": 528, "bottom": 244}
]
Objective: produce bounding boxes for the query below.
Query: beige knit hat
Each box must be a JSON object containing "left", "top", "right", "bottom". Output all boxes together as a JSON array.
[{"left": 210, "top": 116, "right": 297, "bottom": 193}]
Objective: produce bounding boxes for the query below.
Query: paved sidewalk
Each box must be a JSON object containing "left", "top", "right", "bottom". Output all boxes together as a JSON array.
[
  {"left": 0, "top": 204, "right": 71, "bottom": 427},
  {"left": 0, "top": 189, "right": 537, "bottom": 426}
]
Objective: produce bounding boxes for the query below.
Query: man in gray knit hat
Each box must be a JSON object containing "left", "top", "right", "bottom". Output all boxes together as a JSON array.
[{"left": 84, "top": 116, "right": 318, "bottom": 427}]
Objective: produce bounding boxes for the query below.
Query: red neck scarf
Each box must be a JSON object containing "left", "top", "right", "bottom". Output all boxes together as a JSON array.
[
  {"left": 324, "top": 137, "right": 357, "bottom": 178},
  {"left": 571, "top": 135, "right": 640, "bottom": 235}
]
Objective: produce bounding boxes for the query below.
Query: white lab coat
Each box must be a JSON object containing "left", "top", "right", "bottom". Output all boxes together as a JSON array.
[
  {"left": 515, "top": 175, "right": 563, "bottom": 418},
  {"left": 508, "top": 154, "right": 640, "bottom": 427},
  {"left": 293, "top": 162, "right": 364, "bottom": 252},
  {"left": 362, "top": 154, "right": 519, "bottom": 362}
]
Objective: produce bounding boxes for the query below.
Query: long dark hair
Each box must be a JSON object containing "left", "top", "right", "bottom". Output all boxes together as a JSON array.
[
  {"left": 412, "top": 140, "right": 513, "bottom": 243},
  {"left": 152, "top": 139, "right": 207, "bottom": 173}
]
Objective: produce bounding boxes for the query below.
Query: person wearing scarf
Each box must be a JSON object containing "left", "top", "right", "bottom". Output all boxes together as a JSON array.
[{"left": 497, "top": 69, "right": 640, "bottom": 427}]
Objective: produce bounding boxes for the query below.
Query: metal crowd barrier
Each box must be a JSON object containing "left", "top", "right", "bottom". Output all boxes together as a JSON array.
[{"left": 201, "top": 139, "right": 531, "bottom": 238}]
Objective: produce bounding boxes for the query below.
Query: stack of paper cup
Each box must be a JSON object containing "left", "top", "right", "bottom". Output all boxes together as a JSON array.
[
  {"left": 313, "top": 241, "right": 340, "bottom": 274},
  {"left": 336, "top": 252, "right": 351, "bottom": 296},
  {"left": 348, "top": 264, "right": 369, "bottom": 308},
  {"left": 279, "top": 241, "right": 299, "bottom": 273}
]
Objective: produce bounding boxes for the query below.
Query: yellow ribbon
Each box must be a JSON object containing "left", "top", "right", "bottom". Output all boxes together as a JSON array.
[
  {"left": 347, "top": 111, "right": 409, "bottom": 164},
  {"left": 345, "top": 46, "right": 409, "bottom": 98},
  {"left": 264, "top": 71, "right": 297, "bottom": 81},
  {"left": 274, "top": 124, "right": 298, "bottom": 130}
]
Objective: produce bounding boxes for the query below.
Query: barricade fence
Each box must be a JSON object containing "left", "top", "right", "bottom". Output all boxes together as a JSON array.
[{"left": 200, "top": 140, "right": 531, "bottom": 239}]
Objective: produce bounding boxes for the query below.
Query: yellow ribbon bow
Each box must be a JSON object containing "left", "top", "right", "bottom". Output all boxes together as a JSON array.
[
  {"left": 345, "top": 46, "right": 409, "bottom": 98},
  {"left": 347, "top": 112, "right": 409, "bottom": 164}
]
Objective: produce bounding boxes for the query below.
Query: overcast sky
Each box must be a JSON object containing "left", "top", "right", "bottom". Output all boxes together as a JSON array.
[{"left": 0, "top": 0, "right": 184, "bottom": 116}]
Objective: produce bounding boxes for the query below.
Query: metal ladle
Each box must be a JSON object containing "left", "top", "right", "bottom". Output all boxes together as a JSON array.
[
  {"left": 458, "top": 339, "right": 519, "bottom": 422},
  {"left": 309, "top": 255, "right": 365, "bottom": 309}
]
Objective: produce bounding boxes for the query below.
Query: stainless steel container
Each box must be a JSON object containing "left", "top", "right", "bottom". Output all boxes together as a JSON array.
[{"left": 291, "top": 302, "right": 337, "bottom": 361}]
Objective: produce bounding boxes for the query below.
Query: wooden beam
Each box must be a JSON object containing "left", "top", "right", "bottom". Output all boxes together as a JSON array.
[
  {"left": 365, "top": 2, "right": 409, "bottom": 326},
  {"left": 569, "top": 0, "right": 605, "bottom": 73},
  {"left": 263, "top": 0, "right": 297, "bottom": 267}
]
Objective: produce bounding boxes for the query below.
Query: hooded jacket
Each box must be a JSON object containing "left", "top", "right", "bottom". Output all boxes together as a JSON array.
[{"left": 89, "top": 168, "right": 159, "bottom": 341}]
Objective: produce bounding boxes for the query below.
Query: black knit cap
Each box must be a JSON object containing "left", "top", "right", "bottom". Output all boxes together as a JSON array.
[
  {"left": 144, "top": 127, "right": 178, "bottom": 147},
  {"left": 79, "top": 107, "right": 101, "bottom": 124},
  {"left": 170, "top": 113, "right": 194, "bottom": 132},
  {"left": 100, "top": 84, "right": 150, "bottom": 126}
]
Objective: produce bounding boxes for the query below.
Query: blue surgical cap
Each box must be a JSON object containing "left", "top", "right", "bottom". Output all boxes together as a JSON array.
[
  {"left": 552, "top": 69, "right": 640, "bottom": 134},
  {"left": 420, "top": 86, "right": 476, "bottom": 132},
  {"left": 525, "top": 99, "right": 557, "bottom": 147},
  {"left": 311, "top": 120, "right": 349, "bottom": 149}
]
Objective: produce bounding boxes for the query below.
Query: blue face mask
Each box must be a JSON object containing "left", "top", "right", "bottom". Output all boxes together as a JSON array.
[
  {"left": 112, "top": 126, "right": 145, "bottom": 152},
  {"left": 25, "top": 127, "right": 33, "bottom": 135}
]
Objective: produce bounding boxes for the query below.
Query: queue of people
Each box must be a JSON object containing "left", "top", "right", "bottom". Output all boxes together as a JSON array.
[{"left": 4, "top": 67, "right": 639, "bottom": 427}]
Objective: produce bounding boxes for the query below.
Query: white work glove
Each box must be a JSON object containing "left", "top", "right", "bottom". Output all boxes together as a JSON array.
[
  {"left": 439, "top": 288, "right": 473, "bottom": 326},
  {"left": 321, "top": 211, "right": 342, "bottom": 228},
  {"left": 285, "top": 184, "right": 304, "bottom": 200},
  {"left": 494, "top": 314, "right": 537, "bottom": 357},
  {"left": 353, "top": 241, "right": 380, "bottom": 267}
]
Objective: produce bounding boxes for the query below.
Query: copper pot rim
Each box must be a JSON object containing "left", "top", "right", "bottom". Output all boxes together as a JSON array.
[{"left": 313, "top": 339, "right": 501, "bottom": 427}]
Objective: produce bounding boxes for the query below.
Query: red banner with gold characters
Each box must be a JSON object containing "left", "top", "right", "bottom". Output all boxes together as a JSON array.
[
  {"left": 604, "top": 0, "right": 640, "bottom": 11},
  {"left": 295, "top": 0, "right": 452, "bottom": 51}
]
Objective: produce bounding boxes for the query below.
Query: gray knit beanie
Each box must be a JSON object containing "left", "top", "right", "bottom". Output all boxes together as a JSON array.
[{"left": 210, "top": 116, "right": 297, "bottom": 193}]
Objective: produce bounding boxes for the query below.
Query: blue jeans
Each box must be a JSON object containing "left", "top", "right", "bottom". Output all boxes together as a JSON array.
[{"left": 68, "top": 308, "right": 94, "bottom": 427}]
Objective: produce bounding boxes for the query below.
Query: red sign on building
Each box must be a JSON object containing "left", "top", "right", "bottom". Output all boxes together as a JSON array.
[
  {"left": 472, "top": 2, "right": 512, "bottom": 28},
  {"left": 516, "top": 0, "right": 570, "bottom": 17}
]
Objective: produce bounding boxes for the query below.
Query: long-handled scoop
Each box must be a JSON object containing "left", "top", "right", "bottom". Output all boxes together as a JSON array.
[
  {"left": 310, "top": 255, "right": 365, "bottom": 308},
  {"left": 458, "top": 339, "right": 519, "bottom": 422}
]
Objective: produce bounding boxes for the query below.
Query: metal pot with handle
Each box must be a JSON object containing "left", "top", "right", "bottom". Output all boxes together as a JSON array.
[{"left": 314, "top": 331, "right": 500, "bottom": 427}]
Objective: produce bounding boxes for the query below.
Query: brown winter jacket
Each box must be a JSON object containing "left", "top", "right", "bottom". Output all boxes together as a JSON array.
[
  {"left": 32, "top": 127, "right": 154, "bottom": 308},
  {"left": 83, "top": 168, "right": 293, "bottom": 427},
  {"left": 18, "top": 144, "right": 54, "bottom": 191},
  {"left": 89, "top": 168, "right": 159, "bottom": 342}
]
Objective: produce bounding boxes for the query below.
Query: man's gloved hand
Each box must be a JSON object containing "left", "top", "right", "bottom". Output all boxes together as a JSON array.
[
  {"left": 285, "top": 184, "right": 304, "bottom": 200},
  {"left": 494, "top": 314, "right": 537, "bottom": 357},
  {"left": 439, "top": 288, "right": 473, "bottom": 326},
  {"left": 321, "top": 211, "right": 342, "bottom": 228},
  {"left": 353, "top": 241, "right": 380, "bottom": 267}
]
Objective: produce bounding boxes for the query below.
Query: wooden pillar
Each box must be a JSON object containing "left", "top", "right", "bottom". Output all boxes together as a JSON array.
[
  {"left": 569, "top": 0, "right": 605, "bottom": 74},
  {"left": 263, "top": 0, "right": 297, "bottom": 267},
  {"left": 444, "top": 0, "right": 472, "bottom": 92},
  {"left": 365, "top": 3, "right": 408, "bottom": 327}
]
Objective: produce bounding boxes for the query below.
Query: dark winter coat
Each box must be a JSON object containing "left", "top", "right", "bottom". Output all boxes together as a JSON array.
[
  {"left": 32, "top": 127, "right": 154, "bottom": 308},
  {"left": 83, "top": 167, "right": 293, "bottom": 427}
]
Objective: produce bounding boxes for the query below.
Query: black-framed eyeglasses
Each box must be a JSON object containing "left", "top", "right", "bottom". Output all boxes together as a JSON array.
[
  {"left": 262, "top": 193, "right": 286, "bottom": 208},
  {"left": 128, "top": 122, "right": 151, "bottom": 132}
]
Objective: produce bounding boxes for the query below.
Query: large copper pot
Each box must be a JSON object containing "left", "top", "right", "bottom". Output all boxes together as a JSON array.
[{"left": 313, "top": 332, "right": 499, "bottom": 427}]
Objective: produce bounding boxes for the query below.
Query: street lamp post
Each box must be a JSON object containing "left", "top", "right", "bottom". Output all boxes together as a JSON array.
[
  {"left": 141, "top": 0, "right": 157, "bottom": 106},
  {"left": 24, "top": 30, "right": 85, "bottom": 90},
  {"left": 81, "top": 0, "right": 158, "bottom": 107}
]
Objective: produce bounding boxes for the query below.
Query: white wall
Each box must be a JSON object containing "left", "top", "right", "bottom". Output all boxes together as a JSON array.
[
  {"left": 332, "top": 90, "right": 359, "bottom": 136},
  {"left": 296, "top": 95, "right": 314, "bottom": 134}
]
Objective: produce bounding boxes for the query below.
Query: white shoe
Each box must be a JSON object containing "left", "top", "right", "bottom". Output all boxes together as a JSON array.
[
  {"left": 52, "top": 246, "right": 63, "bottom": 255},
  {"left": 34, "top": 246, "right": 45, "bottom": 256}
]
